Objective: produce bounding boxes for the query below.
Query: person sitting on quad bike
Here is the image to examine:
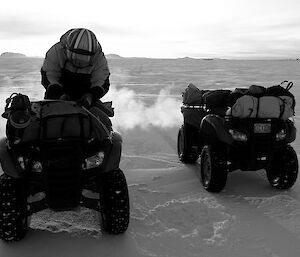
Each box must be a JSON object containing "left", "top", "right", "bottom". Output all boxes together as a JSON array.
[
  {"left": 40, "top": 27, "right": 123, "bottom": 185},
  {"left": 0, "top": 29, "right": 130, "bottom": 242},
  {"left": 40, "top": 28, "right": 113, "bottom": 131}
]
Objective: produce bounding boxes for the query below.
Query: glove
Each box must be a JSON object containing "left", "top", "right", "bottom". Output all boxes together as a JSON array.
[
  {"left": 45, "top": 84, "right": 64, "bottom": 99},
  {"left": 78, "top": 93, "right": 93, "bottom": 108}
]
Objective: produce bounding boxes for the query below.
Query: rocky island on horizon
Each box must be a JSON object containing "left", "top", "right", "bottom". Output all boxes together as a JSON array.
[
  {"left": 0, "top": 52, "right": 27, "bottom": 58},
  {"left": 105, "top": 54, "right": 124, "bottom": 59}
]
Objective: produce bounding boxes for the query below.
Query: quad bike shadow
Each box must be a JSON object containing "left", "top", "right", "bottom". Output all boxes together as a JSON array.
[{"left": 0, "top": 94, "right": 130, "bottom": 242}]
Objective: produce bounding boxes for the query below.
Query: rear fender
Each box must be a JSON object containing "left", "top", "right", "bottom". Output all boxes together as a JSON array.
[
  {"left": 0, "top": 138, "right": 23, "bottom": 178},
  {"left": 200, "top": 115, "right": 233, "bottom": 145}
]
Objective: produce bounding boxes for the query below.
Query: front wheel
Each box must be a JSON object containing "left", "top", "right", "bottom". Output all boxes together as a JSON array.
[
  {"left": 266, "top": 145, "right": 298, "bottom": 190},
  {"left": 0, "top": 174, "right": 29, "bottom": 242},
  {"left": 200, "top": 145, "right": 227, "bottom": 192},
  {"left": 99, "top": 169, "right": 130, "bottom": 234},
  {"left": 177, "top": 125, "right": 199, "bottom": 163}
]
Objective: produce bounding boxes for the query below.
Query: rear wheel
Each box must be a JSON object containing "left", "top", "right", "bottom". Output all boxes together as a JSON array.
[
  {"left": 200, "top": 145, "right": 227, "bottom": 192},
  {"left": 0, "top": 174, "right": 29, "bottom": 242},
  {"left": 266, "top": 145, "right": 298, "bottom": 190},
  {"left": 177, "top": 125, "right": 199, "bottom": 163},
  {"left": 99, "top": 169, "right": 130, "bottom": 234}
]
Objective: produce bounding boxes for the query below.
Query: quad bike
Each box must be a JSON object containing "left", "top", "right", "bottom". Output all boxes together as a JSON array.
[
  {"left": 0, "top": 94, "right": 130, "bottom": 242},
  {"left": 178, "top": 83, "right": 298, "bottom": 192}
]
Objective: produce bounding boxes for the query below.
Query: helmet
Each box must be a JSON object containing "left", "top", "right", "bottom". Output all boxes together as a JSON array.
[{"left": 65, "top": 28, "right": 100, "bottom": 67}]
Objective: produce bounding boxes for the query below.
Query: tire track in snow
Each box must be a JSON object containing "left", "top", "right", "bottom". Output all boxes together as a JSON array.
[
  {"left": 123, "top": 153, "right": 181, "bottom": 165},
  {"left": 176, "top": 161, "right": 300, "bottom": 256},
  {"left": 224, "top": 195, "right": 300, "bottom": 257},
  {"left": 217, "top": 174, "right": 300, "bottom": 257},
  {"left": 129, "top": 187, "right": 235, "bottom": 257}
]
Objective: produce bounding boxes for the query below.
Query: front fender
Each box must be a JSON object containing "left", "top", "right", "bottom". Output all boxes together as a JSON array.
[
  {"left": 200, "top": 115, "right": 233, "bottom": 145},
  {"left": 102, "top": 131, "right": 122, "bottom": 172},
  {"left": 0, "top": 138, "right": 22, "bottom": 178}
]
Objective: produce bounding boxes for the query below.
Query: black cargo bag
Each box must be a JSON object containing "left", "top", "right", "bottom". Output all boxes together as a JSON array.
[{"left": 203, "top": 90, "right": 231, "bottom": 109}]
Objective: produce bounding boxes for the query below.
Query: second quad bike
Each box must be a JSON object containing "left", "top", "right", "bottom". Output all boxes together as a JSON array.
[
  {"left": 178, "top": 82, "right": 298, "bottom": 192},
  {"left": 0, "top": 94, "right": 130, "bottom": 242}
]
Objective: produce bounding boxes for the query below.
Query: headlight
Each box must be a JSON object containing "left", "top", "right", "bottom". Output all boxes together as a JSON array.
[
  {"left": 18, "top": 156, "right": 43, "bottom": 172},
  {"left": 82, "top": 152, "right": 104, "bottom": 170},
  {"left": 276, "top": 129, "right": 286, "bottom": 141},
  {"left": 229, "top": 129, "right": 248, "bottom": 142},
  {"left": 18, "top": 156, "right": 30, "bottom": 170}
]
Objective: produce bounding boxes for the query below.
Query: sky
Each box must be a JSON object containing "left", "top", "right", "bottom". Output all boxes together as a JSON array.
[{"left": 0, "top": 0, "right": 300, "bottom": 59}]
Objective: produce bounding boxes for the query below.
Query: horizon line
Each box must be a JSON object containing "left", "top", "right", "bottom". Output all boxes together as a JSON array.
[{"left": 0, "top": 52, "right": 299, "bottom": 61}]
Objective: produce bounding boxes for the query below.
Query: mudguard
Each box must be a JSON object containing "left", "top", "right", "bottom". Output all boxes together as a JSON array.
[
  {"left": 103, "top": 131, "right": 122, "bottom": 172},
  {"left": 199, "top": 115, "right": 233, "bottom": 145},
  {"left": 0, "top": 138, "right": 22, "bottom": 178}
]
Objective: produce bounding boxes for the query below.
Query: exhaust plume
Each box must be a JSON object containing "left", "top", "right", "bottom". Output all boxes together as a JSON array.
[{"left": 103, "top": 87, "right": 183, "bottom": 130}]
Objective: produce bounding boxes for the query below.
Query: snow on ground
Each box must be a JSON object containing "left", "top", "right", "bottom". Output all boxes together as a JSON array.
[
  {"left": 0, "top": 58, "right": 300, "bottom": 255},
  {"left": 1, "top": 125, "right": 300, "bottom": 257}
]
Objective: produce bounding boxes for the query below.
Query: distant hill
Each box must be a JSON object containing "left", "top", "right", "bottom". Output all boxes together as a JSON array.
[
  {"left": 177, "top": 56, "right": 216, "bottom": 61},
  {"left": 0, "top": 52, "right": 27, "bottom": 58},
  {"left": 177, "top": 57, "right": 196, "bottom": 60},
  {"left": 106, "top": 54, "right": 123, "bottom": 59}
]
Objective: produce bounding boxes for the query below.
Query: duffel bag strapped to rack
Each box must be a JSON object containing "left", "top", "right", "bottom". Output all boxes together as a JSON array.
[
  {"left": 182, "top": 84, "right": 231, "bottom": 109},
  {"left": 265, "top": 81, "right": 295, "bottom": 113},
  {"left": 228, "top": 95, "right": 294, "bottom": 120},
  {"left": 202, "top": 89, "right": 231, "bottom": 109},
  {"left": 37, "top": 101, "right": 109, "bottom": 141},
  {"left": 182, "top": 83, "right": 205, "bottom": 106},
  {"left": 2, "top": 93, "right": 32, "bottom": 144},
  {"left": 227, "top": 81, "right": 295, "bottom": 120},
  {"left": 2, "top": 97, "right": 111, "bottom": 145}
]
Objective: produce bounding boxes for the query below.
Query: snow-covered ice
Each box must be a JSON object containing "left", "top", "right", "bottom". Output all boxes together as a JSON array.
[{"left": 1, "top": 58, "right": 300, "bottom": 257}]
